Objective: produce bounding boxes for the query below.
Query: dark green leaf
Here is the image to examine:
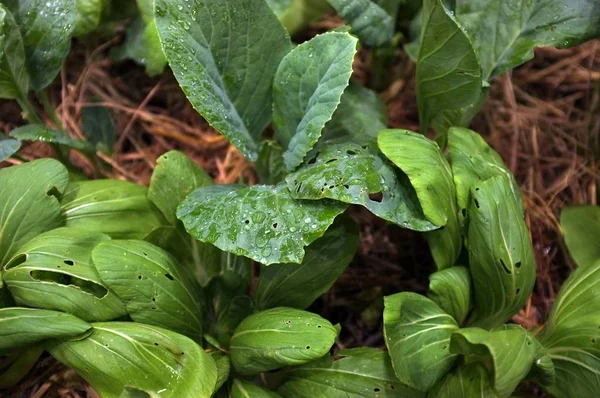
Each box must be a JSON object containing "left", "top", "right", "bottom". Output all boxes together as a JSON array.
[
  {"left": 73, "top": 0, "right": 105, "bottom": 36},
  {"left": 266, "top": 0, "right": 293, "bottom": 18},
  {"left": 466, "top": 175, "right": 535, "bottom": 328},
  {"left": 428, "top": 266, "right": 471, "bottom": 325},
  {"left": 0, "top": 5, "right": 30, "bottom": 99},
  {"left": 209, "top": 351, "right": 231, "bottom": 392},
  {"left": 383, "top": 292, "right": 458, "bottom": 391},
  {"left": 273, "top": 32, "right": 357, "bottom": 170},
  {"left": 0, "top": 308, "right": 90, "bottom": 353},
  {"left": 0, "top": 139, "right": 20, "bottom": 162},
  {"left": 327, "top": 0, "right": 394, "bottom": 46},
  {"left": 256, "top": 140, "right": 286, "bottom": 185},
  {"left": 428, "top": 362, "right": 499, "bottom": 398},
  {"left": 560, "top": 205, "right": 600, "bottom": 269},
  {"left": 49, "top": 322, "right": 218, "bottom": 397},
  {"left": 254, "top": 216, "right": 358, "bottom": 310},
  {"left": 177, "top": 184, "right": 346, "bottom": 265},
  {"left": 229, "top": 307, "right": 337, "bottom": 375},
  {"left": 5, "top": 0, "right": 76, "bottom": 91},
  {"left": 155, "top": 0, "right": 292, "bottom": 160},
  {"left": 10, "top": 124, "right": 93, "bottom": 152},
  {"left": 60, "top": 179, "right": 165, "bottom": 239},
  {"left": 2, "top": 227, "right": 127, "bottom": 321},
  {"left": 80, "top": 103, "right": 115, "bottom": 153},
  {"left": 111, "top": 17, "right": 166, "bottom": 76},
  {"left": 232, "top": 379, "right": 281, "bottom": 398},
  {"left": 92, "top": 239, "right": 204, "bottom": 341},
  {"left": 0, "top": 344, "right": 43, "bottom": 388}
]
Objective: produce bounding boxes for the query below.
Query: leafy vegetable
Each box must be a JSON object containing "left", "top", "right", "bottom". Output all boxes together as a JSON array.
[
  {"left": 560, "top": 205, "right": 600, "bottom": 269},
  {"left": 428, "top": 266, "right": 471, "bottom": 325},
  {"left": 73, "top": 0, "right": 105, "bottom": 36},
  {"left": 10, "top": 124, "right": 93, "bottom": 152},
  {"left": 326, "top": 0, "right": 394, "bottom": 47},
  {"left": 428, "top": 362, "right": 498, "bottom": 398},
  {"left": 231, "top": 379, "right": 281, "bottom": 398},
  {"left": 80, "top": 103, "right": 116, "bottom": 153},
  {"left": 0, "top": 139, "right": 20, "bottom": 162},
  {"left": 0, "top": 5, "right": 30, "bottom": 100}
]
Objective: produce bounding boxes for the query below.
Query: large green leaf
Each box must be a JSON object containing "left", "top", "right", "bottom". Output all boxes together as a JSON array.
[
  {"left": 0, "top": 139, "right": 20, "bottom": 162},
  {"left": 5, "top": 0, "right": 76, "bottom": 91},
  {"left": 273, "top": 32, "right": 357, "bottom": 170},
  {"left": 450, "top": 325, "right": 541, "bottom": 397},
  {"left": 466, "top": 175, "right": 535, "bottom": 328},
  {"left": 378, "top": 129, "right": 461, "bottom": 269},
  {"left": 0, "top": 159, "right": 69, "bottom": 268},
  {"left": 254, "top": 216, "right": 358, "bottom": 310},
  {"left": 326, "top": 0, "right": 394, "bottom": 46},
  {"left": 428, "top": 266, "right": 471, "bottom": 325},
  {"left": 286, "top": 140, "right": 437, "bottom": 231},
  {"left": 73, "top": 0, "right": 105, "bottom": 36},
  {"left": 428, "top": 362, "right": 499, "bottom": 398},
  {"left": 278, "top": 348, "right": 424, "bottom": 397},
  {"left": 0, "top": 308, "right": 90, "bottom": 353},
  {"left": 154, "top": 0, "right": 292, "bottom": 161},
  {"left": 416, "top": 0, "right": 482, "bottom": 133},
  {"left": 447, "top": 127, "right": 522, "bottom": 231},
  {"left": 0, "top": 5, "right": 29, "bottom": 101},
  {"left": 60, "top": 179, "right": 165, "bottom": 239},
  {"left": 49, "top": 322, "right": 218, "bottom": 397},
  {"left": 92, "top": 239, "right": 204, "bottom": 341},
  {"left": 2, "top": 227, "right": 127, "bottom": 321},
  {"left": 10, "top": 124, "right": 94, "bottom": 152},
  {"left": 560, "top": 205, "right": 600, "bottom": 269},
  {"left": 383, "top": 292, "right": 458, "bottom": 392},
  {"left": 231, "top": 379, "right": 281, "bottom": 398},
  {"left": 229, "top": 307, "right": 337, "bottom": 375},
  {"left": 177, "top": 184, "right": 346, "bottom": 265}
]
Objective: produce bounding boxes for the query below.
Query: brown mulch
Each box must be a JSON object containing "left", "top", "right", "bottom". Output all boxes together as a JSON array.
[{"left": 0, "top": 22, "right": 598, "bottom": 398}]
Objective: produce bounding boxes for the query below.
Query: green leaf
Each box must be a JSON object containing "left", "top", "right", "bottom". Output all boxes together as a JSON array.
[
  {"left": 10, "top": 124, "right": 93, "bottom": 152},
  {"left": 0, "top": 138, "right": 20, "bottom": 161},
  {"left": 60, "top": 179, "right": 165, "bottom": 239},
  {"left": 466, "top": 175, "right": 535, "bottom": 329},
  {"left": 286, "top": 140, "right": 436, "bottom": 231},
  {"left": 0, "top": 344, "right": 43, "bottom": 388},
  {"left": 256, "top": 140, "right": 286, "bottom": 185},
  {"left": 450, "top": 325, "right": 540, "bottom": 397},
  {"left": 111, "top": 17, "right": 166, "bottom": 76},
  {"left": 209, "top": 351, "right": 231, "bottom": 392},
  {"left": 92, "top": 239, "right": 204, "bottom": 341},
  {"left": 560, "top": 205, "right": 600, "bottom": 269},
  {"left": 155, "top": 0, "right": 292, "bottom": 161},
  {"left": 448, "top": 127, "right": 522, "bottom": 231},
  {"left": 273, "top": 32, "right": 357, "bottom": 170},
  {"left": 326, "top": 0, "right": 394, "bottom": 46},
  {"left": 49, "top": 322, "right": 218, "bottom": 397},
  {"left": 0, "top": 5, "right": 30, "bottom": 99},
  {"left": 428, "top": 266, "right": 471, "bottom": 325},
  {"left": 266, "top": 0, "right": 293, "bottom": 17},
  {"left": 81, "top": 103, "right": 115, "bottom": 153},
  {"left": 2, "top": 227, "right": 127, "bottom": 321},
  {"left": 254, "top": 216, "right": 358, "bottom": 310},
  {"left": 0, "top": 159, "right": 68, "bottom": 268},
  {"left": 378, "top": 129, "right": 461, "bottom": 269},
  {"left": 416, "top": 0, "right": 482, "bottom": 133},
  {"left": 383, "top": 292, "right": 458, "bottom": 391},
  {"left": 229, "top": 307, "right": 337, "bottom": 375},
  {"left": 5, "top": 0, "right": 76, "bottom": 91},
  {"left": 232, "top": 379, "right": 281, "bottom": 398},
  {"left": 73, "top": 0, "right": 105, "bottom": 36},
  {"left": 428, "top": 362, "right": 499, "bottom": 398},
  {"left": 0, "top": 308, "right": 90, "bottom": 353},
  {"left": 177, "top": 184, "right": 346, "bottom": 265},
  {"left": 278, "top": 348, "right": 424, "bottom": 397}
]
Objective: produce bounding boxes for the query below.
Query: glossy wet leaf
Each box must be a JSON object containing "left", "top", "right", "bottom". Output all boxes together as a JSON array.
[
  {"left": 92, "top": 240, "right": 204, "bottom": 341},
  {"left": 230, "top": 307, "right": 337, "bottom": 375},
  {"left": 0, "top": 308, "right": 90, "bottom": 353},
  {"left": 273, "top": 32, "right": 357, "bottom": 170},
  {"left": 256, "top": 140, "right": 286, "bottom": 185},
  {"left": 278, "top": 348, "right": 424, "bottom": 397},
  {"left": 73, "top": 0, "right": 105, "bottom": 36},
  {"left": 428, "top": 266, "right": 471, "bottom": 325},
  {"left": 428, "top": 362, "right": 499, "bottom": 398},
  {"left": 232, "top": 379, "right": 281, "bottom": 398},
  {"left": 155, "top": 0, "right": 292, "bottom": 161},
  {"left": 10, "top": 124, "right": 93, "bottom": 152},
  {"left": 177, "top": 184, "right": 346, "bottom": 265},
  {"left": 378, "top": 129, "right": 461, "bottom": 269},
  {"left": 448, "top": 127, "right": 522, "bottom": 231},
  {"left": 49, "top": 322, "right": 218, "bottom": 397},
  {"left": 60, "top": 179, "right": 165, "bottom": 239},
  {"left": 0, "top": 5, "right": 30, "bottom": 99},
  {"left": 112, "top": 17, "right": 166, "bottom": 76},
  {"left": 467, "top": 175, "right": 535, "bottom": 329},
  {"left": 287, "top": 140, "right": 436, "bottom": 231},
  {"left": 254, "top": 216, "right": 358, "bottom": 310},
  {"left": 81, "top": 103, "right": 115, "bottom": 153},
  {"left": 5, "top": 0, "right": 76, "bottom": 91},
  {"left": 0, "top": 159, "right": 68, "bottom": 268},
  {"left": 383, "top": 292, "right": 458, "bottom": 391},
  {"left": 560, "top": 205, "right": 600, "bottom": 269},
  {"left": 416, "top": 0, "right": 482, "bottom": 133},
  {"left": 327, "top": 0, "right": 393, "bottom": 46},
  {"left": 0, "top": 139, "right": 20, "bottom": 162},
  {"left": 2, "top": 227, "right": 127, "bottom": 321}
]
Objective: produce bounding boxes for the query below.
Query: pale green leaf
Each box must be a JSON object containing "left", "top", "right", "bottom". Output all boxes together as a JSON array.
[
  {"left": 0, "top": 5, "right": 30, "bottom": 99},
  {"left": 428, "top": 266, "right": 471, "bottom": 325},
  {"left": 560, "top": 205, "right": 600, "bottom": 269},
  {"left": 155, "top": 0, "right": 292, "bottom": 160},
  {"left": 266, "top": 0, "right": 293, "bottom": 17},
  {"left": 232, "top": 379, "right": 281, "bottom": 398},
  {"left": 278, "top": 0, "right": 331, "bottom": 37},
  {"left": 327, "top": 0, "right": 394, "bottom": 46},
  {"left": 73, "top": 0, "right": 105, "bottom": 36},
  {"left": 428, "top": 362, "right": 499, "bottom": 398},
  {"left": 10, "top": 124, "right": 94, "bottom": 152},
  {"left": 0, "top": 139, "right": 20, "bottom": 162}
]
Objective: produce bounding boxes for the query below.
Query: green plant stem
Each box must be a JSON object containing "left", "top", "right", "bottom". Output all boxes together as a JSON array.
[
  {"left": 15, "top": 95, "right": 42, "bottom": 125},
  {"left": 37, "top": 90, "right": 65, "bottom": 133}
]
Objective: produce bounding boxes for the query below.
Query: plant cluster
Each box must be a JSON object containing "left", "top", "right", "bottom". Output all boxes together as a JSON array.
[{"left": 0, "top": 0, "right": 599, "bottom": 397}]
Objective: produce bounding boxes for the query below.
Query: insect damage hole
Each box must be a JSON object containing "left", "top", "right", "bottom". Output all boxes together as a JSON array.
[
  {"left": 164, "top": 274, "right": 174, "bottom": 280},
  {"left": 368, "top": 192, "right": 383, "bottom": 203},
  {"left": 63, "top": 260, "right": 74, "bottom": 266},
  {"left": 305, "top": 345, "right": 310, "bottom": 350}
]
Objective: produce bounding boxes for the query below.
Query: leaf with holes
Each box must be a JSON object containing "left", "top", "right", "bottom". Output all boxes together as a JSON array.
[
  {"left": 0, "top": 4, "right": 30, "bottom": 99},
  {"left": 0, "top": 138, "right": 20, "bottom": 162},
  {"left": 154, "top": 0, "right": 292, "bottom": 160},
  {"left": 428, "top": 266, "right": 471, "bottom": 325},
  {"left": 177, "top": 184, "right": 346, "bottom": 265},
  {"left": 560, "top": 205, "right": 600, "bottom": 269},
  {"left": 2, "top": 227, "right": 127, "bottom": 321},
  {"left": 327, "top": 0, "right": 394, "bottom": 46},
  {"left": 273, "top": 31, "right": 357, "bottom": 170},
  {"left": 49, "top": 322, "right": 218, "bottom": 397},
  {"left": 10, "top": 124, "right": 94, "bottom": 153},
  {"left": 229, "top": 307, "right": 337, "bottom": 375}
]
